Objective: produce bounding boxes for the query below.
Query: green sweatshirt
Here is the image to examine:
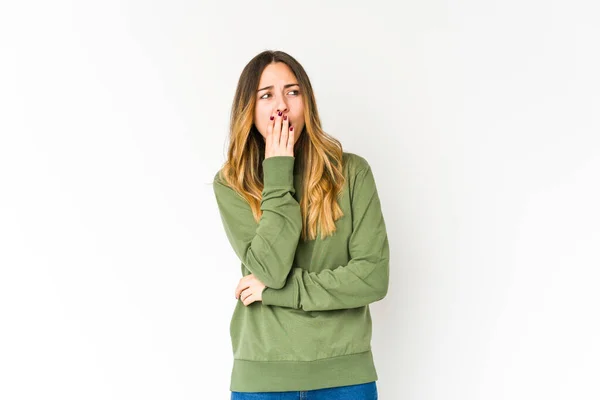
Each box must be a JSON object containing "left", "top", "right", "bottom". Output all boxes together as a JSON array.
[{"left": 212, "top": 152, "right": 390, "bottom": 392}]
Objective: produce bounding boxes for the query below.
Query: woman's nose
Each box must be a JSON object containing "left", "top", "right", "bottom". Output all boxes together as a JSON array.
[{"left": 275, "top": 98, "right": 288, "bottom": 113}]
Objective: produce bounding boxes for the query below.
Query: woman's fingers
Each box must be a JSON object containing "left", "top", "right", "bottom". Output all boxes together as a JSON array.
[
  {"left": 287, "top": 123, "right": 294, "bottom": 151},
  {"left": 240, "top": 288, "right": 251, "bottom": 302},
  {"left": 265, "top": 114, "right": 274, "bottom": 150},
  {"left": 235, "top": 278, "right": 249, "bottom": 299},
  {"left": 242, "top": 291, "right": 255, "bottom": 306},
  {"left": 265, "top": 110, "right": 294, "bottom": 158},
  {"left": 280, "top": 113, "right": 289, "bottom": 148},
  {"left": 273, "top": 111, "right": 282, "bottom": 146}
]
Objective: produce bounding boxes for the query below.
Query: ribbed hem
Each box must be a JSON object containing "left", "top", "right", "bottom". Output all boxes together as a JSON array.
[
  {"left": 262, "top": 156, "right": 295, "bottom": 188},
  {"left": 230, "top": 350, "right": 378, "bottom": 392}
]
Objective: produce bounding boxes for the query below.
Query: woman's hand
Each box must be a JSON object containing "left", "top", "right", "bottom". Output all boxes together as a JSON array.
[
  {"left": 265, "top": 110, "right": 294, "bottom": 159},
  {"left": 235, "top": 274, "right": 267, "bottom": 306}
]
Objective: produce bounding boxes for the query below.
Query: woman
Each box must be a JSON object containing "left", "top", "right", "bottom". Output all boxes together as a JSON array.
[{"left": 213, "top": 50, "right": 390, "bottom": 400}]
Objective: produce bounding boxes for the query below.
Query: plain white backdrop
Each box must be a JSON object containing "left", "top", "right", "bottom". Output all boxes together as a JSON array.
[{"left": 1, "top": 1, "right": 599, "bottom": 399}]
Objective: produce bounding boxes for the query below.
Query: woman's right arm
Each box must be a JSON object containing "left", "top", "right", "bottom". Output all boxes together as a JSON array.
[{"left": 212, "top": 156, "right": 302, "bottom": 289}]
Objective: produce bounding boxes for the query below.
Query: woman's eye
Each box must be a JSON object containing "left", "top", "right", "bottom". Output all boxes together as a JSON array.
[{"left": 259, "top": 90, "right": 299, "bottom": 100}]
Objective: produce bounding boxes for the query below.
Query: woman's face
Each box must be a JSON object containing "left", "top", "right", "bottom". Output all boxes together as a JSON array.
[{"left": 253, "top": 62, "right": 305, "bottom": 145}]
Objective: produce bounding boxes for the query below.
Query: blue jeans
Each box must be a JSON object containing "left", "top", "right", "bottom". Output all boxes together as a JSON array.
[{"left": 231, "top": 381, "right": 378, "bottom": 400}]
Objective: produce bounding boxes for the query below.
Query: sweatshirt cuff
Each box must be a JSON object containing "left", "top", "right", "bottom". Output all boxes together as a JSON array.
[
  {"left": 262, "top": 156, "right": 295, "bottom": 188},
  {"left": 261, "top": 270, "right": 300, "bottom": 309}
]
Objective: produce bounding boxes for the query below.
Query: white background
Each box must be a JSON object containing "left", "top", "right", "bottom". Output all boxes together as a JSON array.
[{"left": 1, "top": 1, "right": 599, "bottom": 399}]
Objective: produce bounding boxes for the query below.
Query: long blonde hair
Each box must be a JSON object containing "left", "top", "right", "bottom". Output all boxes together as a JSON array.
[{"left": 217, "top": 50, "right": 345, "bottom": 241}]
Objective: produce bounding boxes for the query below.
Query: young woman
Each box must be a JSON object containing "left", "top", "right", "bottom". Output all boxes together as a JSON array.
[{"left": 213, "top": 50, "right": 390, "bottom": 400}]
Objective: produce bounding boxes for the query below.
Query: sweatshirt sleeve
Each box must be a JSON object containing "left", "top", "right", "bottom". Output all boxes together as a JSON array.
[
  {"left": 261, "top": 164, "right": 390, "bottom": 311},
  {"left": 212, "top": 156, "right": 302, "bottom": 289}
]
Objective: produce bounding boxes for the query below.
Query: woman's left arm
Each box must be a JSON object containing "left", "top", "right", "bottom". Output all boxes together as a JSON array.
[{"left": 260, "top": 164, "right": 390, "bottom": 311}]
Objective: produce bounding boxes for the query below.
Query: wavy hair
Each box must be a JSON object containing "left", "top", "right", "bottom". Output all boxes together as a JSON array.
[{"left": 217, "top": 50, "right": 345, "bottom": 241}]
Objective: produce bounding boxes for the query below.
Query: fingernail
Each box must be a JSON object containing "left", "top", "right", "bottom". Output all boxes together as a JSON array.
[
  {"left": 283, "top": 115, "right": 287, "bottom": 120},
  {"left": 290, "top": 126, "right": 294, "bottom": 131},
  {"left": 269, "top": 116, "right": 274, "bottom": 120},
  {"left": 278, "top": 111, "right": 282, "bottom": 116}
]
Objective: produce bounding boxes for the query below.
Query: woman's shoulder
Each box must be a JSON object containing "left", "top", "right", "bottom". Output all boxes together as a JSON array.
[
  {"left": 213, "top": 168, "right": 224, "bottom": 185},
  {"left": 342, "top": 151, "right": 372, "bottom": 175},
  {"left": 212, "top": 168, "right": 233, "bottom": 193}
]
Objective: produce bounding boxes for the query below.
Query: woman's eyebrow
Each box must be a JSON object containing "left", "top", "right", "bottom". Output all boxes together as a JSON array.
[{"left": 257, "top": 83, "right": 300, "bottom": 92}]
